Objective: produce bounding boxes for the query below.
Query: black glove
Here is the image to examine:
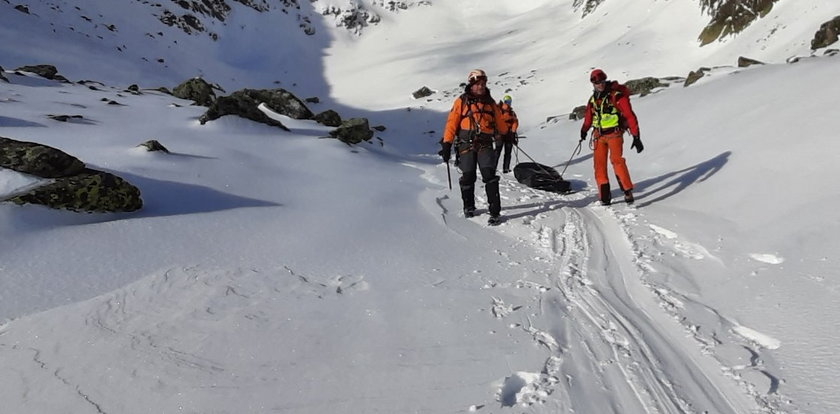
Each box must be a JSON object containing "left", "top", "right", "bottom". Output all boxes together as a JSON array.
[
  {"left": 438, "top": 142, "right": 452, "bottom": 162},
  {"left": 631, "top": 135, "right": 644, "bottom": 153},
  {"left": 580, "top": 130, "right": 588, "bottom": 142}
]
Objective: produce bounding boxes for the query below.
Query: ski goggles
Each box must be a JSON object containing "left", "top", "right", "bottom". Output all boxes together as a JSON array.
[{"left": 469, "top": 74, "right": 488, "bottom": 84}]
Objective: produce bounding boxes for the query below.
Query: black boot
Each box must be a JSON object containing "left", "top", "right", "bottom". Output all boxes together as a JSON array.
[
  {"left": 485, "top": 176, "right": 501, "bottom": 217},
  {"left": 599, "top": 183, "right": 611, "bottom": 205},
  {"left": 624, "top": 189, "right": 634, "bottom": 204},
  {"left": 464, "top": 206, "right": 476, "bottom": 218}
]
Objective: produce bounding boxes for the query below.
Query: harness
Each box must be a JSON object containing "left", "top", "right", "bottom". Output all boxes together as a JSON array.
[
  {"left": 454, "top": 94, "right": 497, "bottom": 155},
  {"left": 587, "top": 89, "right": 628, "bottom": 150},
  {"left": 589, "top": 91, "right": 621, "bottom": 133}
]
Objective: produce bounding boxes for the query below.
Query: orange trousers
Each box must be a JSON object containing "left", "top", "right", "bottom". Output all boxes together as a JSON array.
[{"left": 592, "top": 131, "right": 633, "bottom": 197}]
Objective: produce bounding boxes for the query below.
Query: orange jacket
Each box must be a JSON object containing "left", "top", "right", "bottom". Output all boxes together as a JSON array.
[
  {"left": 499, "top": 102, "right": 518, "bottom": 134},
  {"left": 442, "top": 93, "right": 508, "bottom": 144}
]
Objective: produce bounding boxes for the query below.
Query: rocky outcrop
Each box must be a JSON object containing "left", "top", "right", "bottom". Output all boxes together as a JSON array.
[
  {"left": 313, "top": 110, "right": 342, "bottom": 127},
  {"left": 0, "top": 137, "right": 86, "bottom": 178},
  {"left": 625, "top": 77, "right": 666, "bottom": 97},
  {"left": 137, "top": 140, "right": 170, "bottom": 153},
  {"left": 14, "top": 64, "right": 70, "bottom": 82},
  {"left": 698, "top": 0, "right": 779, "bottom": 45},
  {"left": 199, "top": 88, "right": 315, "bottom": 130},
  {"left": 154, "top": 0, "right": 308, "bottom": 38},
  {"left": 569, "top": 106, "right": 586, "bottom": 121},
  {"left": 573, "top": 0, "right": 603, "bottom": 18},
  {"left": 811, "top": 16, "right": 840, "bottom": 50},
  {"left": 0, "top": 65, "right": 7, "bottom": 82},
  {"left": 9, "top": 169, "right": 143, "bottom": 213},
  {"left": 737, "top": 56, "right": 764, "bottom": 68},
  {"left": 320, "top": 1, "right": 431, "bottom": 35},
  {"left": 173, "top": 77, "right": 218, "bottom": 106},
  {"left": 199, "top": 94, "right": 289, "bottom": 130},
  {"left": 412, "top": 86, "right": 435, "bottom": 99},
  {"left": 684, "top": 67, "right": 711, "bottom": 87},
  {"left": 329, "top": 118, "right": 373, "bottom": 144},
  {"left": 1, "top": 137, "right": 142, "bottom": 213}
]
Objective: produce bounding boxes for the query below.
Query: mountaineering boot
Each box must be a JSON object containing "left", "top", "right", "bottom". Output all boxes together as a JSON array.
[
  {"left": 464, "top": 207, "right": 476, "bottom": 218},
  {"left": 599, "top": 183, "right": 611, "bottom": 206},
  {"left": 487, "top": 214, "right": 502, "bottom": 226},
  {"left": 624, "top": 189, "right": 634, "bottom": 204}
]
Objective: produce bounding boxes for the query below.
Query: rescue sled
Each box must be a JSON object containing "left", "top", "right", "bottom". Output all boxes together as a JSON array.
[{"left": 513, "top": 162, "right": 571, "bottom": 193}]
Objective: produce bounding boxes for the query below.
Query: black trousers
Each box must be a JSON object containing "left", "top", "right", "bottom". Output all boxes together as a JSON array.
[
  {"left": 495, "top": 138, "right": 514, "bottom": 171},
  {"left": 458, "top": 146, "right": 501, "bottom": 216}
]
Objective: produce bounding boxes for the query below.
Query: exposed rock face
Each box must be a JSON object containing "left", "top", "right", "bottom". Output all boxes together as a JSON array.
[
  {"left": 138, "top": 140, "right": 170, "bottom": 153},
  {"left": 0, "top": 137, "right": 86, "bottom": 178},
  {"left": 738, "top": 56, "right": 764, "bottom": 67},
  {"left": 576, "top": 1, "right": 780, "bottom": 46},
  {"left": 1, "top": 137, "right": 142, "bottom": 213},
  {"left": 684, "top": 67, "right": 711, "bottom": 87},
  {"left": 14, "top": 64, "right": 69, "bottom": 82},
  {"left": 173, "top": 77, "right": 217, "bottom": 106},
  {"left": 319, "top": 0, "right": 431, "bottom": 35},
  {"left": 569, "top": 106, "right": 587, "bottom": 121},
  {"left": 812, "top": 16, "right": 840, "bottom": 50},
  {"left": 698, "top": 0, "right": 779, "bottom": 45},
  {"left": 412, "top": 86, "right": 434, "bottom": 99},
  {"left": 199, "top": 94, "right": 289, "bottom": 130},
  {"left": 9, "top": 169, "right": 143, "bottom": 213},
  {"left": 624, "top": 77, "right": 665, "bottom": 97},
  {"left": 0, "top": 65, "right": 7, "bottom": 82},
  {"left": 199, "top": 88, "right": 315, "bottom": 130},
  {"left": 313, "top": 110, "right": 342, "bottom": 127},
  {"left": 573, "top": 0, "right": 603, "bottom": 18},
  {"left": 242, "top": 89, "right": 314, "bottom": 119},
  {"left": 329, "top": 118, "right": 373, "bottom": 144}
]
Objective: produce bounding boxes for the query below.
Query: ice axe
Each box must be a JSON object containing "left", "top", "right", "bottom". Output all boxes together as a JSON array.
[{"left": 445, "top": 159, "right": 452, "bottom": 190}]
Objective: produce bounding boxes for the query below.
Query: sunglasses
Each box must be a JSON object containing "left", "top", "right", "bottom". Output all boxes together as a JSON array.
[{"left": 470, "top": 75, "right": 488, "bottom": 83}]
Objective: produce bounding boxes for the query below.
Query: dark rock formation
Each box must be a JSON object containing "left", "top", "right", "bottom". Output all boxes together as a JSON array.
[
  {"left": 173, "top": 77, "right": 217, "bottom": 106},
  {"left": 812, "top": 16, "right": 840, "bottom": 50},
  {"left": 137, "top": 140, "right": 170, "bottom": 153},
  {"left": 0, "top": 136, "right": 86, "bottom": 178},
  {"left": 412, "top": 86, "right": 434, "bottom": 99},
  {"left": 737, "top": 56, "right": 764, "bottom": 68},
  {"left": 329, "top": 118, "right": 373, "bottom": 144},
  {"left": 9, "top": 169, "right": 143, "bottom": 213},
  {"left": 313, "top": 110, "right": 342, "bottom": 127}
]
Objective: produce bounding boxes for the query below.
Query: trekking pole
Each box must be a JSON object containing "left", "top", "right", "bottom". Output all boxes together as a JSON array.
[{"left": 558, "top": 140, "right": 583, "bottom": 179}]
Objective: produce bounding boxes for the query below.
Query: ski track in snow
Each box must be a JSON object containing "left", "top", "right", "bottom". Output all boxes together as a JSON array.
[{"left": 438, "top": 165, "right": 799, "bottom": 413}]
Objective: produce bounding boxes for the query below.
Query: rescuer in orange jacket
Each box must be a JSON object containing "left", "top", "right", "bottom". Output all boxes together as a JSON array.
[
  {"left": 496, "top": 94, "right": 519, "bottom": 174},
  {"left": 580, "top": 68, "right": 644, "bottom": 205},
  {"left": 439, "top": 69, "right": 509, "bottom": 225}
]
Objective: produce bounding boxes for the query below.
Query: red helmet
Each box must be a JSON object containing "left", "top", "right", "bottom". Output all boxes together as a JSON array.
[{"left": 590, "top": 69, "right": 607, "bottom": 83}]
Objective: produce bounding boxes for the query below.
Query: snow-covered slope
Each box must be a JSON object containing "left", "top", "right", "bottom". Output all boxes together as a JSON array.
[{"left": 2, "top": 0, "right": 840, "bottom": 413}]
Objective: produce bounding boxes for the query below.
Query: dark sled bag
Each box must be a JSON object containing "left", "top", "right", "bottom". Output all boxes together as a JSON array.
[{"left": 513, "top": 162, "right": 571, "bottom": 193}]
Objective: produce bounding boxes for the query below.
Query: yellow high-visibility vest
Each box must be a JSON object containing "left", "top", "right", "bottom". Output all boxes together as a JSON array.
[{"left": 590, "top": 95, "right": 619, "bottom": 129}]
